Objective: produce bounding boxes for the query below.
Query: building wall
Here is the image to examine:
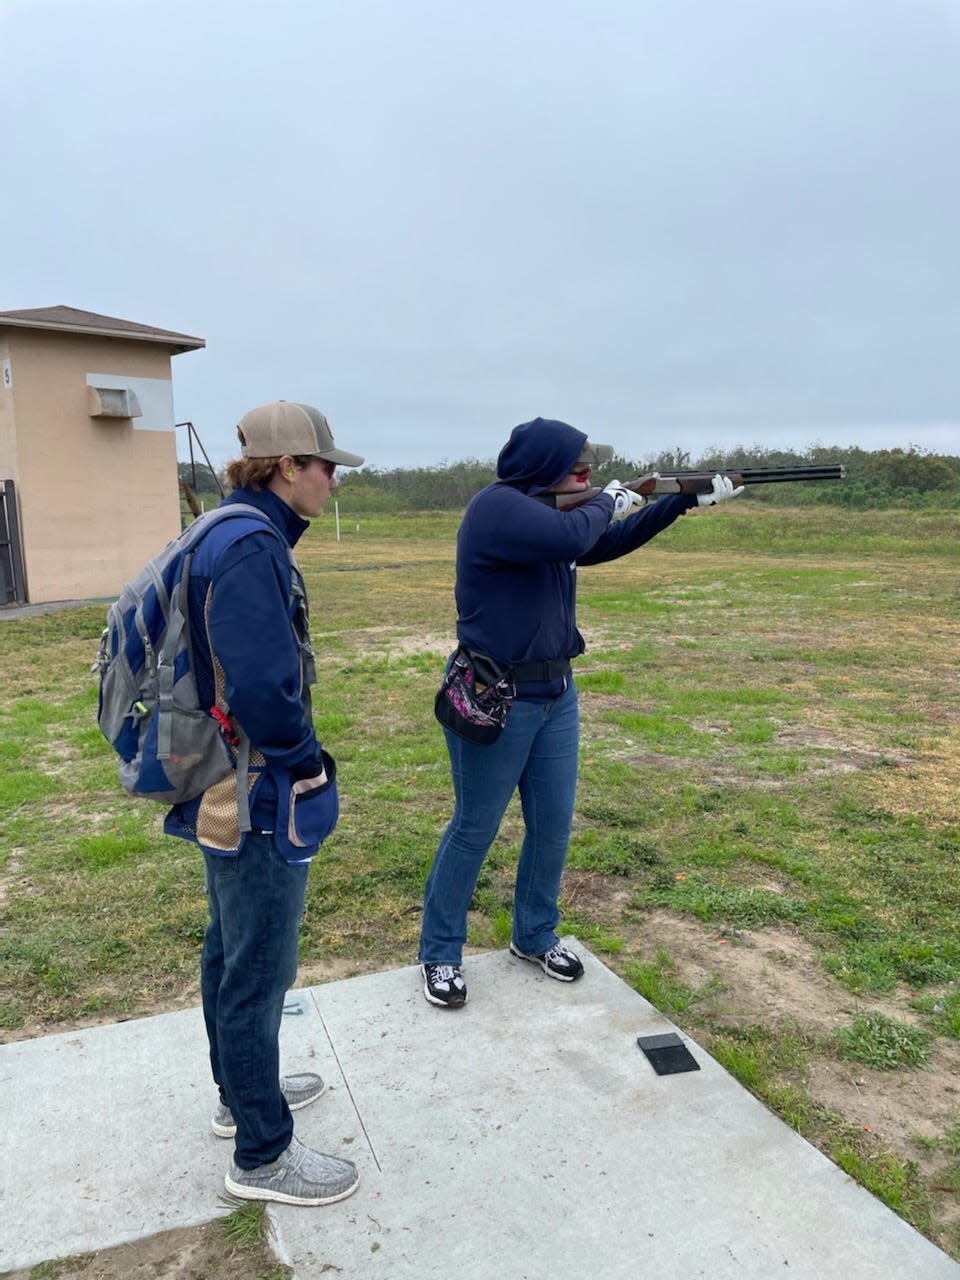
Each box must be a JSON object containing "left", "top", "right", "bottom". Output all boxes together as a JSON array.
[{"left": 1, "top": 330, "right": 183, "bottom": 602}]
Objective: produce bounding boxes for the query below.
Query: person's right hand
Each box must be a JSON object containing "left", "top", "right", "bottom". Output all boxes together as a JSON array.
[
  {"left": 697, "top": 474, "right": 745, "bottom": 506},
  {"left": 603, "top": 480, "right": 645, "bottom": 522}
]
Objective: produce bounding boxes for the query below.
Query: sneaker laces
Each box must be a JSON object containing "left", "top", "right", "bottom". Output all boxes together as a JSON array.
[{"left": 431, "top": 964, "right": 461, "bottom": 986}]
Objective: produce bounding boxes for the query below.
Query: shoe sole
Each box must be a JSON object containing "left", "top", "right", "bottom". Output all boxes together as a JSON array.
[
  {"left": 224, "top": 1170, "right": 360, "bottom": 1207},
  {"left": 509, "top": 944, "right": 582, "bottom": 982},
  {"left": 212, "top": 1081, "right": 328, "bottom": 1138}
]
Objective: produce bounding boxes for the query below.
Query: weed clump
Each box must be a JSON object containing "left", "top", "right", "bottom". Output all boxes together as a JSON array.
[{"left": 836, "top": 1010, "right": 933, "bottom": 1070}]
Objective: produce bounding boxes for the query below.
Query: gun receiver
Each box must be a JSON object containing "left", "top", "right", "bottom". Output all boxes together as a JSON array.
[{"left": 546, "top": 463, "right": 846, "bottom": 511}]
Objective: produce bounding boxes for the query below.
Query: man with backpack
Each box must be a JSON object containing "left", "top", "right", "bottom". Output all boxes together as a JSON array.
[{"left": 161, "top": 400, "right": 365, "bottom": 1206}]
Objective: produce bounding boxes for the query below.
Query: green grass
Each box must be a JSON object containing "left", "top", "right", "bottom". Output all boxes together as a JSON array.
[
  {"left": 831, "top": 1145, "right": 932, "bottom": 1229},
  {"left": 913, "top": 989, "right": 960, "bottom": 1039},
  {"left": 624, "top": 947, "right": 724, "bottom": 1017},
  {"left": 2, "top": 503, "right": 960, "bottom": 1255},
  {"left": 220, "top": 1201, "right": 277, "bottom": 1252},
  {"left": 836, "top": 1010, "right": 933, "bottom": 1070}
]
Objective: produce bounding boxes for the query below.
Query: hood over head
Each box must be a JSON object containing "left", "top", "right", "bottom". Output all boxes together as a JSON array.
[{"left": 496, "top": 418, "right": 590, "bottom": 493}]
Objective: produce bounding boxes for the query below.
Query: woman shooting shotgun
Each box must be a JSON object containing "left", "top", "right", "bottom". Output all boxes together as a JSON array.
[{"left": 418, "top": 416, "right": 742, "bottom": 1009}]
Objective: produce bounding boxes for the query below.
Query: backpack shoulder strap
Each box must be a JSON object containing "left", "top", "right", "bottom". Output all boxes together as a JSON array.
[
  {"left": 177, "top": 503, "right": 280, "bottom": 552},
  {"left": 184, "top": 505, "right": 288, "bottom": 837},
  {"left": 161, "top": 505, "right": 280, "bottom": 674}
]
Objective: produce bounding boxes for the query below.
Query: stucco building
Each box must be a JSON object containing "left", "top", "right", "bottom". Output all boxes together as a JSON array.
[{"left": 0, "top": 305, "right": 204, "bottom": 604}]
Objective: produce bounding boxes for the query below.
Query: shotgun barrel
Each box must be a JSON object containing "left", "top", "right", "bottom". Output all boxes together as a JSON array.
[
  {"left": 658, "top": 464, "right": 845, "bottom": 485},
  {"left": 544, "top": 462, "right": 846, "bottom": 510}
]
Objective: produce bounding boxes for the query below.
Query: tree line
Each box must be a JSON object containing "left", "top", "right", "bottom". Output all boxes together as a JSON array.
[{"left": 180, "top": 444, "right": 960, "bottom": 512}]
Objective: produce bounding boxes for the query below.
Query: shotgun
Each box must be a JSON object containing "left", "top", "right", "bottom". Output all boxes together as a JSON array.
[{"left": 542, "top": 463, "right": 846, "bottom": 510}]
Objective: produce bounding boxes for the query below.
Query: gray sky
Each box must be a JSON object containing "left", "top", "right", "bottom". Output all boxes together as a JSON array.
[{"left": 3, "top": 0, "right": 958, "bottom": 469}]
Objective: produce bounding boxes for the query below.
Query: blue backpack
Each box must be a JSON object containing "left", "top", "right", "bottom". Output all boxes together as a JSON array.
[{"left": 95, "top": 505, "right": 277, "bottom": 806}]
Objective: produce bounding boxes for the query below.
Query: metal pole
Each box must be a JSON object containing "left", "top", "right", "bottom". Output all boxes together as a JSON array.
[{"left": 176, "top": 422, "right": 226, "bottom": 497}]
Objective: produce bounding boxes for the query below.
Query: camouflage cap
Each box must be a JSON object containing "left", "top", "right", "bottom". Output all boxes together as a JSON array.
[{"left": 577, "top": 442, "right": 614, "bottom": 468}]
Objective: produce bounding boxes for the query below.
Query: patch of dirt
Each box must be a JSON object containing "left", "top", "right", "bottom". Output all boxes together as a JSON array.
[
  {"left": 774, "top": 723, "right": 914, "bottom": 772},
  {"left": 387, "top": 631, "right": 454, "bottom": 657},
  {"left": 332, "top": 626, "right": 454, "bottom": 660},
  {"left": 862, "top": 732, "right": 960, "bottom": 824},
  {"left": 0, "top": 1217, "right": 287, "bottom": 1280},
  {"left": 579, "top": 706, "right": 917, "bottom": 789},
  {"left": 298, "top": 955, "right": 373, "bottom": 985},
  {"left": 2, "top": 978, "right": 204, "bottom": 1045},
  {"left": 0, "top": 847, "right": 23, "bottom": 910},
  {"left": 610, "top": 905, "right": 917, "bottom": 1037}
]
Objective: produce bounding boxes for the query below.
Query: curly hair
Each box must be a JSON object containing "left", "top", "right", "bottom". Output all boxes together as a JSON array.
[{"left": 225, "top": 455, "right": 316, "bottom": 491}]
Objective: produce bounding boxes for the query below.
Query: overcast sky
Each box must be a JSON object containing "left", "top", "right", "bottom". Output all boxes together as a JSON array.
[{"left": 2, "top": 0, "right": 958, "bottom": 470}]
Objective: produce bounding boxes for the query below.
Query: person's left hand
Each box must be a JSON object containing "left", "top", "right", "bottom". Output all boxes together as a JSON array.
[
  {"left": 603, "top": 480, "right": 646, "bottom": 521},
  {"left": 697, "top": 474, "right": 745, "bottom": 506}
]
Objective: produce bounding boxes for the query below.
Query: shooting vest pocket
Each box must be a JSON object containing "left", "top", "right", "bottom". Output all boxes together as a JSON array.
[{"left": 274, "top": 751, "right": 339, "bottom": 861}]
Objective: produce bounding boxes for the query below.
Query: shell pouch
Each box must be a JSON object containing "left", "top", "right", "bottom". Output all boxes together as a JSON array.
[
  {"left": 434, "top": 647, "right": 514, "bottom": 745},
  {"left": 274, "top": 750, "right": 339, "bottom": 861}
]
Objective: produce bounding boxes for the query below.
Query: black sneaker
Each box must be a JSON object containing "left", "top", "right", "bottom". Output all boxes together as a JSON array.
[
  {"left": 510, "top": 942, "right": 584, "bottom": 982},
  {"left": 421, "top": 962, "right": 468, "bottom": 1008}
]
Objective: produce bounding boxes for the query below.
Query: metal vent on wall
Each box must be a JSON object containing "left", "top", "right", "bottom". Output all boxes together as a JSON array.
[{"left": 87, "top": 386, "right": 142, "bottom": 419}]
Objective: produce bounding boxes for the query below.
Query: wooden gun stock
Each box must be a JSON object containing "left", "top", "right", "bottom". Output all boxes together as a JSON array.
[{"left": 546, "top": 463, "right": 846, "bottom": 511}]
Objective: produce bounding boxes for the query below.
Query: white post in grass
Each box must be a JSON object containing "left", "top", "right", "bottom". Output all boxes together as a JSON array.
[{"left": 335, "top": 500, "right": 341, "bottom": 542}]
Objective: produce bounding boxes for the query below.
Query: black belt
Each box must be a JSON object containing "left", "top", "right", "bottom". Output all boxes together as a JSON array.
[{"left": 511, "top": 658, "right": 572, "bottom": 683}]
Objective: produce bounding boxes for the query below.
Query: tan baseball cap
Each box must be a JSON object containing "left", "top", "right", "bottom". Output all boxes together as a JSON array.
[
  {"left": 237, "top": 401, "right": 364, "bottom": 467},
  {"left": 578, "top": 442, "right": 614, "bottom": 468}
]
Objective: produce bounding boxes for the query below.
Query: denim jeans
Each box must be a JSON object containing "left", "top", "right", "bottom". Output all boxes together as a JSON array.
[
  {"left": 419, "top": 680, "right": 579, "bottom": 965},
  {"left": 201, "top": 834, "right": 308, "bottom": 1169}
]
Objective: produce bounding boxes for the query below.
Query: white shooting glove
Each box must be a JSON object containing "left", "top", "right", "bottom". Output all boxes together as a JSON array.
[
  {"left": 697, "top": 473, "right": 745, "bottom": 506},
  {"left": 603, "top": 480, "right": 645, "bottom": 522}
]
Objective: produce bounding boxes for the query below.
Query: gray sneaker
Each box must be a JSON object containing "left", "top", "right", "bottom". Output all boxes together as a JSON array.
[
  {"left": 225, "top": 1135, "right": 359, "bottom": 1206},
  {"left": 211, "top": 1072, "right": 327, "bottom": 1138}
]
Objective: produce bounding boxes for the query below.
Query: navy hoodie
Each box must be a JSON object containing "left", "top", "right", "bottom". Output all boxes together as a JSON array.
[{"left": 455, "top": 417, "right": 696, "bottom": 697}]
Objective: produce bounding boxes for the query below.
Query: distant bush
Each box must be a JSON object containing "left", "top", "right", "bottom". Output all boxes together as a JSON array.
[
  {"left": 335, "top": 444, "right": 960, "bottom": 511},
  {"left": 337, "top": 458, "right": 497, "bottom": 510}
]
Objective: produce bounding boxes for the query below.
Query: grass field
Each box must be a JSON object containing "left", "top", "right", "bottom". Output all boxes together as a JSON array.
[{"left": 1, "top": 501, "right": 959, "bottom": 1259}]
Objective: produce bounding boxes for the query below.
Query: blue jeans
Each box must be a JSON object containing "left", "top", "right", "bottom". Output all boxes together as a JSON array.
[
  {"left": 201, "top": 834, "right": 308, "bottom": 1169},
  {"left": 419, "top": 680, "right": 579, "bottom": 965}
]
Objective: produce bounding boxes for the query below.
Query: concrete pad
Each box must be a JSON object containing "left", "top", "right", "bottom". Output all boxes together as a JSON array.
[{"left": 1, "top": 943, "right": 957, "bottom": 1278}]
